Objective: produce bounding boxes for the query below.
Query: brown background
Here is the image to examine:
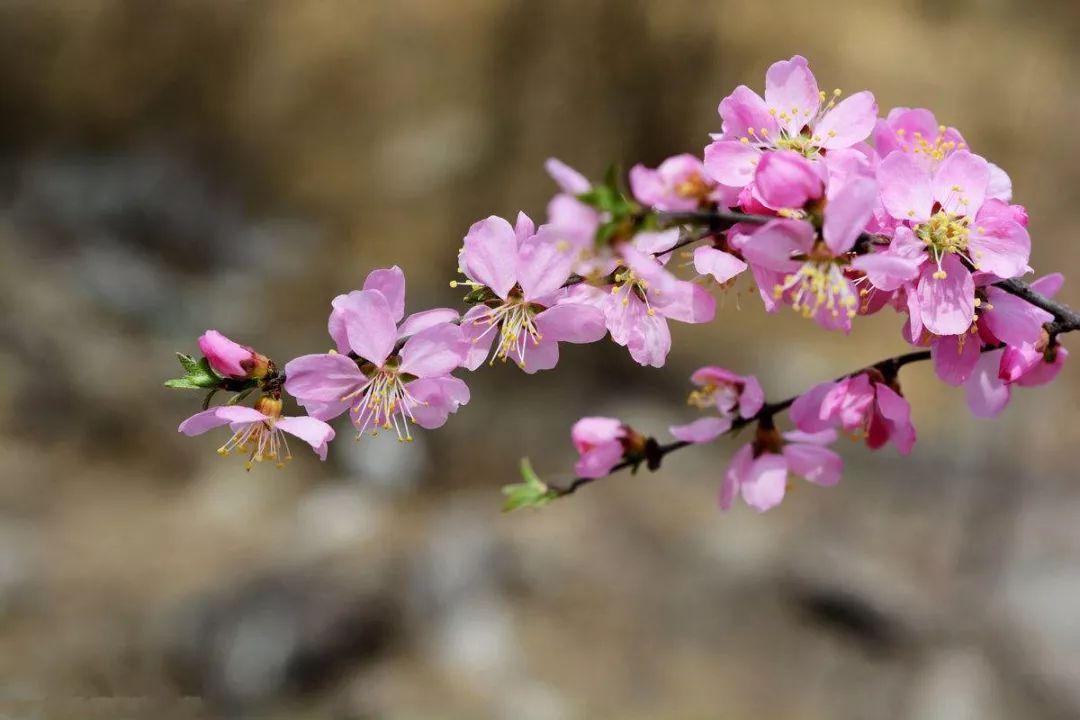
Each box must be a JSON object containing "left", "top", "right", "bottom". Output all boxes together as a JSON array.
[{"left": 1, "top": 1, "right": 1079, "bottom": 718}]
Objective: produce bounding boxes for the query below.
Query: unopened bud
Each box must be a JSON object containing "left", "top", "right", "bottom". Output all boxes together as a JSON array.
[{"left": 198, "top": 330, "right": 271, "bottom": 380}]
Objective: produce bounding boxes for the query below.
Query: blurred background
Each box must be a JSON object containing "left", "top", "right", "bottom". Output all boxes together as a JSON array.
[{"left": 1, "top": 1, "right": 1079, "bottom": 718}]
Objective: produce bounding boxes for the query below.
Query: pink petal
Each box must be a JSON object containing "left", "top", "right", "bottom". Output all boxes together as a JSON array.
[
  {"left": 964, "top": 349, "right": 1011, "bottom": 418},
  {"left": 783, "top": 442, "right": 842, "bottom": 487},
  {"left": 982, "top": 287, "right": 1052, "bottom": 347},
  {"left": 408, "top": 376, "right": 471, "bottom": 429},
  {"left": 510, "top": 337, "right": 560, "bottom": 374},
  {"left": 739, "top": 375, "right": 765, "bottom": 418},
  {"left": 669, "top": 416, "right": 733, "bottom": 444},
  {"left": 740, "top": 453, "right": 790, "bottom": 512},
  {"left": 931, "top": 333, "right": 981, "bottom": 386},
  {"left": 398, "top": 308, "right": 461, "bottom": 339},
  {"left": 399, "top": 323, "right": 466, "bottom": 378},
  {"left": 571, "top": 417, "right": 624, "bottom": 449},
  {"left": 851, "top": 252, "right": 922, "bottom": 292},
  {"left": 1030, "top": 272, "right": 1064, "bottom": 298},
  {"left": 626, "top": 310, "right": 672, "bottom": 368},
  {"left": 822, "top": 176, "right": 876, "bottom": 255},
  {"left": 968, "top": 202, "right": 1030, "bottom": 279},
  {"left": 516, "top": 231, "right": 576, "bottom": 300},
  {"left": 1016, "top": 345, "right": 1068, "bottom": 388},
  {"left": 693, "top": 246, "right": 748, "bottom": 284},
  {"left": 815, "top": 91, "right": 877, "bottom": 149},
  {"left": 341, "top": 289, "right": 398, "bottom": 367},
  {"left": 545, "top": 158, "right": 591, "bottom": 194},
  {"left": 460, "top": 215, "right": 519, "bottom": 299},
  {"left": 877, "top": 151, "right": 933, "bottom": 223},
  {"left": 362, "top": 266, "right": 407, "bottom": 322},
  {"left": 275, "top": 416, "right": 336, "bottom": 461},
  {"left": 575, "top": 441, "right": 624, "bottom": 479},
  {"left": 790, "top": 381, "right": 837, "bottom": 433},
  {"left": 703, "top": 140, "right": 761, "bottom": 188},
  {"left": 720, "top": 443, "right": 754, "bottom": 510},
  {"left": 628, "top": 164, "right": 670, "bottom": 210},
  {"left": 514, "top": 211, "right": 536, "bottom": 244},
  {"left": 764, "top": 55, "right": 820, "bottom": 136},
  {"left": 459, "top": 305, "right": 497, "bottom": 371},
  {"left": 535, "top": 303, "right": 606, "bottom": 344},
  {"left": 198, "top": 330, "right": 254, "bottom": 379},
  {"left": 873, "top": 384, "right": 916, "bottom": 454},
  {"left": 931, "top": 150, "right": 989, "bottom": 217},
  {"left": 741, "top": 218, "right": 814, "bottom": 273},
  {"left": 179, "top": 406, "right": 268, "bottom": 436},
  {"left": 987, "top": 162, "right": 1013, "bottom": 202},
  {"left": 717, "top": 85, "right": 778, "bottom": 140},
  {"left": 754, "top": 150, "right": 823, "bottom": 209},
  {"left": 782, "top": 428, "right": 839, "bottom": 445},
  {"left": 283, "top": 353, "right": 364, "bottom": 421},
  {"left": 632, "top": 228, "right": 681, "bottom": 256},
  {"left": 915, "top": 255, "right": 975, "bottom": 336}
]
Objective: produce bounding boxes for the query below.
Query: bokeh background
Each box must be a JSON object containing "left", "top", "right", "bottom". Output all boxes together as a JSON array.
[{"left": 1, "top": 1, "right": 1079, "bottom": 718}]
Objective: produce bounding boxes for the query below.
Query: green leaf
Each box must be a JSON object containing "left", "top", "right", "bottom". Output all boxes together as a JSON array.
[
  {"left": 165, "top": 354, "right": 222, "bottom": 391},
  {"left": 501, "top": 458, "right": 558, "bottom": 512}
]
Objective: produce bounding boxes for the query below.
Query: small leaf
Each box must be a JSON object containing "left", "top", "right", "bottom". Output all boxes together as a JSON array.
[
  {"left": 165, "top": 355, "right": 222, "bottom": 391},
  {"left": 164, "top": 377, "right": 202, "bottom": 389},
  {"left": 177, "top": 352, "right": 200, "bottom": 373}
]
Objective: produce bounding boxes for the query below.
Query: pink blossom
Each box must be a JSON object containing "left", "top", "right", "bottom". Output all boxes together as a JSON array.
[
  {"left": 456, "top": 213, "right": 607, "bottom": 373},
  {"left": 669, "top": 366, "right": 763, "bottom": 444},
  {"left": 704, "top": 55, "right": 876, "bottom": 193},
  {"left": 629, "top": 154, "right": 738, "bottom": 212},
  {"left": 875, "top": 150, "right": 1031, "bottom": 335},
  {"left": 198, "top": 330, "right": 270, "bottom": 380},
  {"left": 600, "top": 234, "right": 716, "bottom": 367},
  {"left": 692, "top": 244, "right": 748, "bottom": 285},
  {"left": 544, "top": 158, "right": 605, "bottom": 272},
  {"left": 721, "top": 428, "right": 842, "bottom": 512},
  {"left": 741, "top": 170, "right": 876, "bottom": 331},
  {"left": 873, "top": 106, "right": 1013, "bottom": 202},
  {"left": 284, "top": 267, "right": 470, "bottom": 440},
  {"left": 753, "top": 150, "right": 824, "bottom": 210},
  {"left": 572, "top": 417, "right": 631, "bottom": 478},
  {"left": 790, "top": 373, "right": 916, "bottom": 454},
  {"left": 179, "top": 397, "right": 335, "bottom": 467}
]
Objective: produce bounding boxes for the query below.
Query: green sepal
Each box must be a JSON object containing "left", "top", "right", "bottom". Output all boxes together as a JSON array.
[
  {"left": 501, "top": 458, "right": 558, "bottom": 512},
  {"left": 165, "top": 353, "right": 221, "bottom": 390}
]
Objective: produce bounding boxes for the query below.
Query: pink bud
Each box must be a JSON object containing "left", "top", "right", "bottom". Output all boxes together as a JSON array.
[
  {"left": 754, "top": 150, "right": 823, "bottom": 210},
  {"left": 198, "top": 330, "right": 270, "bottom": 380}
]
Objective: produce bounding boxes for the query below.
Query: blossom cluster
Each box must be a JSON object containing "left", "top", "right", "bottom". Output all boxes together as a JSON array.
[{"left": 168, "top": 56, "right": 1072, "bottom": 514}]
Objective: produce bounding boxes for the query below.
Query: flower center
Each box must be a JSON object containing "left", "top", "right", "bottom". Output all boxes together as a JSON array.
[
  {"left": 343, "top": 362, "right": 421, "bottom": 442},
  {"left": 611, "top": 268, "right": 657, "bottom": 316},
  {"left": 775, "top": 260, "right": 858, "bottom": 320},
  {"left": 675, "top": 173, "right": 711, "bottom": 201},
  {"left": 916, "top": 210, "right": 974, "bottom": 278},
  {"left": 217, "top": 396, "right": 291, "bottom": 470},
  {"left": 688, "top": 382, "right": 738, "bottom": 412},
  {"left": 894, "top": 126, "right": 966, "bottom": 164},
  {"left": 469, "top": 293, "right": 544, "bottom": 369}
]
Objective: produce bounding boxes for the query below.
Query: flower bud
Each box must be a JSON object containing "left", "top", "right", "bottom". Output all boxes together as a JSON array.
[
  {"left": 754, "top": 150, "right": 823, "bottom": 210},
  {"left": 198, "top": 330, "right": 271, "bottom": 380}
]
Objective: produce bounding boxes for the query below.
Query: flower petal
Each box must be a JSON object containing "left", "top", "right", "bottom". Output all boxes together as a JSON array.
[
  {"left": 783, "top": 443, "right": 842, "bottom": 487},
  {"left": 179, "top": 406, "right": 267, "bottom": 436},
  {"left": 717, "top": 85, "right": 778, "bottom": 140},
  {"left": 575, "top": 441, "right": 624, "bottom": 479},
  {"left": 399, "top": 323, "right": 467, "bottom": 378},
  {"left": 932, "top": 150, "right": 989, "bottom": 217},
  {"left": 274, "top": 416, "right": 336, "bottom": 461},
  {"left": 915, "top": 255, "right": 975, "bottom": 336},
  {"left": 545, "top": 158, "right": 591, "bottom": 194},
  {"left": 815, "top": 91, "right": 877, "bottom": 149},
  {"left": 693, "top": 246, "right": 747, "bottom": 284},
  {"left": 931, "top": 333, "right": 981, "bottom": 386},
  {"left": 398, "top": 308, "right": 461, "bottom": 339},
  {"left": 340, "top": 289, "right": 398, "bottom": 367},
  {"left": 822, "top": 176, "right": 876, "bottom": 255},
  {"left": 764, "top": 55, "right": 820, "bottom": 136},
  {"left": 877, "top": 151, "right": 933, "bottom": 223},
  {"left": 362, "top": 266, "right": 406, "bottom": 322},
  {"left": 703, "top": 140, "right": 761, "bottom": 188},
  {"left": 535, "top": 303, "right": 606, "bottom": 344},
  {"left": 740, "top": 453, "right": 790, "bottom": 512},
  {"left": 460, "top": 215, "right": 519, "bottom": 298},
  {"left": 964, "top": 349, "right": 1011, "bottom": 418},
  {"left": 669, "top": 416, "right": 733, "bottom": 444},
  {"left": 517, "top": 230, "right": 577, "bottom": 300},
  {"left": 283, "top": 353, "right": 365, "bottom": 421}
]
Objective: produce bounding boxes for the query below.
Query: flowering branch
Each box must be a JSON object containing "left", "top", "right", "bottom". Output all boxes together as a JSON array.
[{"left": 166, "top": 54, "right": 1074, "bottom": 518}]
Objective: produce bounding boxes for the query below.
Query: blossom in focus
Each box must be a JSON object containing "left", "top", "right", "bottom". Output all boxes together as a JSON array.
[
  {"left": 741, "top": 162, "right": 878, "bottom": 331},
  {"left": 179, "top": 396, "right": 335, "bottom": 467},
  {"left": 629, "top": 153, "right": 738, "bottom": 212},
  {"left": 456, "top": 213, "right": 607, "bottom": 373},
  {"left": 571, "top": 417, "right": 636, "bottom": 478},
  {"left": 704, "top": 55, "right": 876, "bottom": 194},
  {"left": 199, "top": 330, "right": 271, "bottom": 380},
  {"left": 284, "top": 267, "right": 470, "bottom": 441},
  {"left": 596, "top": 230, "right": 716, "bottom": 367},
  {"left": 872, "top": 106, "right": 1013, "bottom": 201},
  {"left": 721, "top": 427, "right": 842, "bottom": 512},
  {"left": 875, "top": 149, "right": 1031, "bottom": 336},
  {"left": 791, "top": 372, "right": 916, "bottom": 454}
]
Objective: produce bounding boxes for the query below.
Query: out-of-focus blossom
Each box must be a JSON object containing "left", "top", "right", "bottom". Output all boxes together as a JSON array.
[
  {"left": 179, "top": 396, "right": 334, "bottom": 467},
  {"left": 629, "top": 153, "right": 738, "bottom": 212},
  {"left": 791, "top": 373, "right": 916, "bottom": 454},
  {"left": 571, "top": 417, "right": 634, "bottom": 478},
  {"left": 721, "top": 427, "right": 842, "bottom": 512}
]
